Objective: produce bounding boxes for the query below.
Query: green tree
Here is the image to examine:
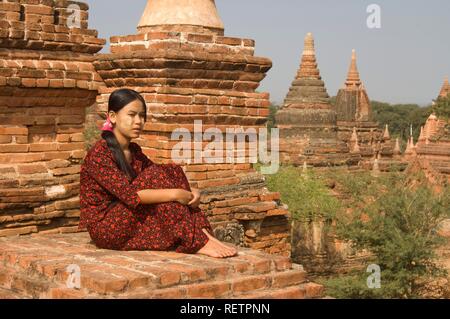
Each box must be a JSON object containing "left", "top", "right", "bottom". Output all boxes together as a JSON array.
[
  {"left": 371, "top": 101, "right": 432, "bottom": 142},
  {"left": 327, "top": 172, "right": 450, "bottom": 298},
  {"left": 261, "top": 166, "right": 340, "bottom": 222},
  {"left": 432, "top": 95, "right": 450, "bottom": 120}
]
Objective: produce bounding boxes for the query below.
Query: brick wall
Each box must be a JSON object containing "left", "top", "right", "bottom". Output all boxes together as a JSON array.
[{"left": 0, "top": 0, "right": 105, "bottom": 236}]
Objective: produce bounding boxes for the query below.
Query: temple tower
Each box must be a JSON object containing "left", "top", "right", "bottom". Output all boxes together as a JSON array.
[
  {"left": 335, "top": 49, "right": 395, "bottom": 166},
  {"left": 438, "top": 76, "right": 449, "bottom": 99},
  {"left": 276, "top": 33, "right": 353, "bottom": 167}
]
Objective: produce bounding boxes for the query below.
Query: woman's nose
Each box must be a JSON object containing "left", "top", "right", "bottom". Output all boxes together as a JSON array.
[{"left": 135, "top": 115, "right": 143, "bottom": 124}]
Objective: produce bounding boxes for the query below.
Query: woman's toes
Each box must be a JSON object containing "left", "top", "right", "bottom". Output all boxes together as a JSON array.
[
  {"left": 216, "top": 249, "right": 226, "bottom": 258},
  {"left": 223, "top": 244, "right": 235, "bottom": 253},
  {"left": 222, "top": 244, "right": 235, "bottom": 253},
  {"left": 219, "top": 246, "right": 229, "bottom": 256},
  {"left": 210, "top": 241, "right": 226, "bottom": 257},
  {"left": 229, "top": 248, "right": 237, "bottom": 256},
  {"left": 222, "top": 247, "right": 232, "bottom": 256}
]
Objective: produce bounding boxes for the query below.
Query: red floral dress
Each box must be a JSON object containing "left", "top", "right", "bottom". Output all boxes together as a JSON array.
[{"left": 79, "top": 139, "right": 213, "bottom": 253}]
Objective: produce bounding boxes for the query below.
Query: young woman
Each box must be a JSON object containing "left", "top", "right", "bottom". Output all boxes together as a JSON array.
[{"left": 79, "top": 88, "right": 237, "bottom": 258}]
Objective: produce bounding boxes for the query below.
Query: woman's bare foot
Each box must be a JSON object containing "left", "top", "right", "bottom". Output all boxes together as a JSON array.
[
  {"left": 207, "top": 231, "right": 238, "bottom": 256},
  {"left": 203, "top": 229, "right": 237, "bottom": 255},
  {"left": 196, "top": 229, "right": 238, "bottom": 258},
  {"left": 196, "top": 239, "right": 228, "bottom": 258}
]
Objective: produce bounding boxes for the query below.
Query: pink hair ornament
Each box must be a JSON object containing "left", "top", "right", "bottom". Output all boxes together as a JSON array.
[{"left": 101, "top": 115, "right": 114, "bottom": 132}]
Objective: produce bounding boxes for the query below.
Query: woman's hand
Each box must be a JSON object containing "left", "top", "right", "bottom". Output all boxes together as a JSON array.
[
  {"left": 188, "top": 188, "right": 201, "bottom": 208},
  {"left": 174, "top": 189, "right": 194, "bottom": 205}
]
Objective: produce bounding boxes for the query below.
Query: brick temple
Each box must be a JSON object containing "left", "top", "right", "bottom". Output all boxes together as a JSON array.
[
  {"left": 335, "top": 49, "right": 398, "bottom": 171},
  {"left": 0, "top": 0, "right": 323, "bottom": 299},
  {"left": 0, "top": 0, "right": 105, "bottom": 237},
  {"left": 276, "top": 33, "right": 355, "bottom": 167},
  {"left": 411, "top": 80, "right": 450, "bottom": 183},
  {"left": 277, "top": 37, "right": 401, "bottom": 171},
  {"left": 438, "top": 76, "right": 449, "bottom": 99}
]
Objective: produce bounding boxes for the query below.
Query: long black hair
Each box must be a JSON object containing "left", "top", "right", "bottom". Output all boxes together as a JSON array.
[{"left": 102, "top": 88, "right": 147, "bottom": 180}]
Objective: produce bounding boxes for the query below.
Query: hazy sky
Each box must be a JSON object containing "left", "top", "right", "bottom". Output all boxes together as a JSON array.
[{"left": 86, "top": 0, "right": 449, "bottom": 106}]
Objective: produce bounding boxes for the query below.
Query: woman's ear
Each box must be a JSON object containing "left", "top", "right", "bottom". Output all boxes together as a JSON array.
[{"left": 108, "top": 111, "right": 117, "bottom": 125}]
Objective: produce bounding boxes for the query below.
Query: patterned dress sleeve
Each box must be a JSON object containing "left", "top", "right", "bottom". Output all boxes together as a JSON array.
[
  {"left": 85, "top": 148, "right": 142, "bottom": 210},
  {"left": 133, "top": 142, "right": 154, "bottom": 170}
]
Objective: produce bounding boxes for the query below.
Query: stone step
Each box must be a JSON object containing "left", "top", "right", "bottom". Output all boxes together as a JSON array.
[
  {"left": 0, "top": 232, "right": 323, "bottom": 299},
  {"left": 234, "top": 282, "right": 324, "bottom": 299},
  {"left": 0, "top": 258, "right": 307, "bottom": 299},
  {"left": 0, "top": 265, "right": 55, "bottom": 299},
  {"left": 0, "top": 287, "right": 29, "bottom": 299},
  {"left": 0, "top": 260, "right": 321, "bottom": 299},
  {"left": 1, "top": 247, "right": 293, "bottom": 294},
  {"left": 118, "top": 267, "right": 308, "bottom": 299}
]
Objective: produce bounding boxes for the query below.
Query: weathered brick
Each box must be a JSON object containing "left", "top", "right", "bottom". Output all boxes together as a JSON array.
[
  {"left": 231, "top": 275, "right": 269, "bottom": 293},
  {"left": 304, "top": 282, "right": 324, "bottom": 298},
  {"left": 271, "top": 270, "right": 307, "bottom": 288},
  {"left": 186, "top": 281, "right": 230, "bottom": 298},
  {"left": 49, "top": 288, "right": 87, "bottom": 299},
  {"left": 80, "top": 270, "right": 128, "bottom": 294},
  {"left": 0, "top": 144, "right": 29, "bottom": 153},
  {"left": 16, "top": 164, "right": 48, "bottom": 175}
]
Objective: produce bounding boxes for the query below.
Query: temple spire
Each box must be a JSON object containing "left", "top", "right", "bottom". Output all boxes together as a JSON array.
[
  {"left": 345, "top": 49, "right": 362, "bottom": 88},
  {"left": 439, "top": 76, "right": 449, "bottom": 98},
  {"left": 418, "top": 126, "right": 425, "bottom": 142},
  {"left": 282, "top": 32, "right": 331, "bottom": 107},
  {"left": 383, "top": 124, "right": 390, "bottom": 141},
  {"left": 137, "top": 0, "right": 224, "bottom": 35},
  {"left": 296, "top": 33, "right": 321, "bottom": 80},
  {"left": 423, "top": 113, "right": 438, "bottom": 141},
  {"left": 405, "top": 135, "right": 416, "bottom": 155}
]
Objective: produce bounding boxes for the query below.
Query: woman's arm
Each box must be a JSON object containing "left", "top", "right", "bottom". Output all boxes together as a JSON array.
[{"left": 137, "top": 189, "right": 193, "bottom": 205}]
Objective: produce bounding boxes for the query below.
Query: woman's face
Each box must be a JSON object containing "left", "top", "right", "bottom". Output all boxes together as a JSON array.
[{"left": 109, "top": 99, "right": 146, "bottom": 140}]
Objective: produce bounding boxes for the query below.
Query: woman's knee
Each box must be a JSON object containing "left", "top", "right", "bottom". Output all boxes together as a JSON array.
[
  {"left": 151, "top": 201, "right": 192, "bottom": 223},
  {"left": 132, "top": 164, "right": 187, "bottom": 190},
  {"left": 132, "top": 165, "right": 172, "bottom": 189},
  {"left": 155, "top": 201, "right": 189, "bottom": 213}
]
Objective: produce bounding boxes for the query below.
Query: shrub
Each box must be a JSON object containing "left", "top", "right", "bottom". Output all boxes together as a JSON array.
[{"left": 327, "top": 172, "right": 450, "bottom": 298}]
